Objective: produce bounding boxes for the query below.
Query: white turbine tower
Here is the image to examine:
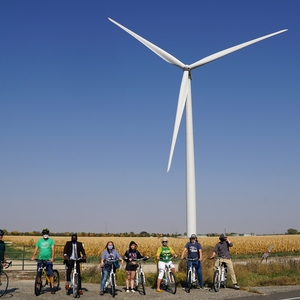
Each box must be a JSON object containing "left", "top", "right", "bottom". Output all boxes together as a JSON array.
[{"left": 109, "top": 17, "right": 287, "bottom": 236}]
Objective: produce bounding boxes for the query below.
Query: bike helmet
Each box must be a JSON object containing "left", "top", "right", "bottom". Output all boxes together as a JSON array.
[
  {"left": 42, "top": 228, "right": 49, "bottom": 235},
  {"left": 190, "top": 234, "right": 197, "bottom": 239},
  {"left": 0, "top": 229, "right": 4, "bottom": 236}
]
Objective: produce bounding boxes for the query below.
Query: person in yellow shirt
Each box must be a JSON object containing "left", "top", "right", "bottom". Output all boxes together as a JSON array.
[{"left": 156, "top": 237, "right": 177, "bottom": 292}]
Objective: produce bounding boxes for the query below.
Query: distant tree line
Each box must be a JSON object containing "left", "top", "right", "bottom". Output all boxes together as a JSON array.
[{"left": 0, "top": 229, "right": 183, "bottom": 238}]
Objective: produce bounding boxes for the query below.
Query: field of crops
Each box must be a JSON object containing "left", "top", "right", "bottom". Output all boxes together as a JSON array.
[{"left": 5, "top": 235, "right": 300, "bottom": 258}]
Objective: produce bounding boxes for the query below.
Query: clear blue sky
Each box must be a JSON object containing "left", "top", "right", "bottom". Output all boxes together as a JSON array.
[{"left": 1, "top": 1, "right": 299, "bottom": 235}]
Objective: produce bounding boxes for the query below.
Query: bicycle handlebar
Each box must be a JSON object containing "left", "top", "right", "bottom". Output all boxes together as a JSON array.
[{"left": 1, "top": 261, "right": 12, "bottom": 269}]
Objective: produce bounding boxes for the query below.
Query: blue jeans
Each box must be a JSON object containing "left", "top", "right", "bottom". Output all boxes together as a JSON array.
[
  {"left": 187, "top": 260, "right": 203, "bottom": 287},
  {"left": 100, "top": 269, "right": 110, "bottom": 291}
]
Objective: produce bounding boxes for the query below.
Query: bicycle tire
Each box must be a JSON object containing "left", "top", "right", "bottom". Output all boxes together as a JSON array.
[
  {"left": 111, "top": 274, "right": 115, "bottom": 298},
  {"left": 34, "top": 270, "right": 42, "bottom": 296},
  {"left": 185, "top": 270, "right": 191, "bottom": 293},
  {"left": 140, "top": 273, "right": 146, "bottom": 295},
  {"left": 213, "top": 269, "right": 220, "bottom": 292},
  {"left": 222, "top": 266, "right": 228, "bottom": 288},
  {"left": 168, "top": 272, "right": 177, "bottom": 294},
  {"left": 73, "top": 273, "right": 79, "bottom": 298},
  {"left": 0, "top": 271, "right": 9, "bottom": 297},
  {"left": 53, "top": 270, "right": 60, "bottom": 290}
]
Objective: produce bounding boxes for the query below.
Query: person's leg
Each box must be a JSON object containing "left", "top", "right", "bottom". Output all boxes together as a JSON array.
[
  {"left": 75, "top": 262, "right": 82, "bottom": 291},
  {"left": 125, "top": 270, "right": 130, "bottom": 291},
  {"left": 156, "top": 261, "right": 165, "bottom": 291},
  {"left": 100, "top": 269, "right": 109, "bottom": 291},
  {"left": 130, "top": 271, "right": 136, "bottom": 290},
  {"left": 195, "top": 260, "right": 203, "bottom": 287},
  {"left": 223, "top": 259, "right": 237, "bottom": 284}
]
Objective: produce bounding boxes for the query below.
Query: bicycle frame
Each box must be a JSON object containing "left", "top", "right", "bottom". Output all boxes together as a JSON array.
[
  {"left": 34, "top": 260, "right": 60, "bottom": 296},
  {"left": 160, "top": 258, "right": 177, "bottom": 294},
  {"left": 66, "top": 256, "right": 84, "bottom": 298},
  {"left": 0, "top": 261, "right": 12, "bottom": 298},
  {"left": 184, "top": 258, "right": 198, "bottom": 292},
  {"left": 133, "top": 258, "right": 147, "bottom": 295},
  {"left": 103, "top": 259, "right": 118, "bottom": 298},
  {"left": 213, "top": 257, "right": 228, "bottom": 292}
]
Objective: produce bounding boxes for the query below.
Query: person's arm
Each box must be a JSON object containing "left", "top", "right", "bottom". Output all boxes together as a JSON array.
[
  {"left": 170, "top": 247, "right": 177, "bottom": 258},
  {"left": 156, "top": 247, "right": 161, "bottom": 261},
  {"left": 210, "top": 251, "right": 217, "bottom": 259},
  {"left": 31, "top": 246, "right": 38, "bottom": 260},
  {"left": 226, "top": 237, "right": 233, "bottom": 247},
  {"left": 116, "top": 250, "right": 124, "bottom": 266},
  {"left": 63, "top": 242, "right": 69, "bottom": 260},
  {"left": 199, "top": 249, "right": 203, "bottom": 261},
  {"left": 181, "top": 247, "right": 187, "bottom": 259},
  {"left": 80, "top": 243, "right": 87, "bottom": 260},
  {"left": 50, "top": 244, "right": 55, "bottom": 262}
]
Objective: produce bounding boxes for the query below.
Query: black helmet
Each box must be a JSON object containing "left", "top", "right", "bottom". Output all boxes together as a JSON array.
[
  {"left": 42, "top": 228, "right": 49, "bottom": 235},
  {"left": 0, "top": 229, "right": 4, "bottom": 236}
]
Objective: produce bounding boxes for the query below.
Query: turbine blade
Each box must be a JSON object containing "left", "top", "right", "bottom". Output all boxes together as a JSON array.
[
  {"left": 190, "top": 29, "right": 288, "bottom": 70},
  {"left": 108, "top": 18, "right": 185, "bottom": 69},
  {"left": 167, "top": 71, "right": 190, "bottom": 172}
]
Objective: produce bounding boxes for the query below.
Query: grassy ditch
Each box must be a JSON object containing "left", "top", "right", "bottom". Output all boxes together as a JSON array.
[{"left": 81, "top": 257, "right": 300, "bottom": 289}]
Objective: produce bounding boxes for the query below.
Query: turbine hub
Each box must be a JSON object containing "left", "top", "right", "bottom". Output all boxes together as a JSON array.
[{"left": 183, "top": 65, "right": 191, "bottom": 71}]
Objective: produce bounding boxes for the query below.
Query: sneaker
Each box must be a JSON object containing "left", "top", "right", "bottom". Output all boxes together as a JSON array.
[
  {"left": 126, "top": 289, "right": 130, "bottom": 293},
  {"left": 65, "top": 283, "right": 70, "bottom": 290},
  {"left": 156, "top": 289, "right": 163, "bottom": 292},
  {"left": 131, "top": 289, "right": 135, "bottom": 293},
  {"left": 234, "top": 284, "right": 240, "bottom": 290},
  {"left": 100, "top": 290, "right": 104, "bottom": 295},
  {"left": 51, "top": 288, "right": 55, "bottom": 294},
  {"left": 200, "top": 286, "right": 208, "bottom": 290}
]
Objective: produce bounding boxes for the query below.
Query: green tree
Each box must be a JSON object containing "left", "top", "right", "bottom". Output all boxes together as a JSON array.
[{"left": 286, "top": 228, "right": 298, "bottom": 234}]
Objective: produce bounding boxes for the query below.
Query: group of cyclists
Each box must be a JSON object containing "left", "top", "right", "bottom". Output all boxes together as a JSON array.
[{"left": 1, "top": 227, "right": 239, "bottom": 296}]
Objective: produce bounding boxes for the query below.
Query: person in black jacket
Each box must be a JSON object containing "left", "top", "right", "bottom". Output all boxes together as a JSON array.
[
  {"left": 123, "top": 241, "right": 148, "bottom": 293},
  {"left": 63, "top": 234, "right": 87, "bottom": 295}
]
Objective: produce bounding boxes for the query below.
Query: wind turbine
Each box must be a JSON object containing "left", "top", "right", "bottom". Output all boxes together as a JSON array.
[{"left": 108, "top": 17, "right": 287, "bottom": 236}]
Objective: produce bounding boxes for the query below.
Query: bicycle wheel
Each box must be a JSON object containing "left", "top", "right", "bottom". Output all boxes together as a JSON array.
[
  {"left": 222, "top": 266, "right": 228, "bottom": 288},
  {"left": 213, "top": 269, "right": 220, "bottom": 292},
  {"left": 140, "top": 273, "right": 146, "bottom": 295},
  {"left": 185, "top": 270, "right": 191, "bottom": 293},
  {"left": 73, "top": 273, "right": 79, "bottom": 298},
  {"left": 111, "top": 274, "right": 115, "bottom": 298},
  {"left": 53, "top": 270, "right": 60, "bottom": 290},
  {"left": 34, "top": 270, "right": 42, "bottom": 296},
  {"left": 0, "top": 271, "right": 9, "bottom": 297},
  {"left": 168, "top": 272, "right": 176, "bottom": 294}
]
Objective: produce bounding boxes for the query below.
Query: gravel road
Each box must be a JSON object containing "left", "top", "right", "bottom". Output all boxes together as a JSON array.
[{"left": 2, "top": 280, "right": 300, "bottom": 300}]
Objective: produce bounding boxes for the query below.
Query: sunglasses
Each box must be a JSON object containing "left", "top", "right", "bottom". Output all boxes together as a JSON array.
[{"left": 162, "top": 241, "right": 168, "bottom": 243}]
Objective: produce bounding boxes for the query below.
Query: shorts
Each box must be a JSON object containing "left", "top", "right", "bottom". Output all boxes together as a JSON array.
[{"left": 37, "top": 260, "right": 53, "bottom": 276}]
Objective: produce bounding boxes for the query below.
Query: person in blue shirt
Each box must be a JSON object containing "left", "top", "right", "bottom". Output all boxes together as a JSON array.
[
  {"left": 99, "top": 241, "right": 123, "bottom": 296},
  {"left": 181, "top": 234, "right": 205, "bottom": 289}
]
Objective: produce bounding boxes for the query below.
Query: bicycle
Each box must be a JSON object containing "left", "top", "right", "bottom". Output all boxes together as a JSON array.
[
  {"left": 183, "top": 258, "right": 198, "bottom": 293},
  {"left": 160, "top": 257, "right": 177, "bottom": 294},
  {"left": 34, "top": 260, "right": 60, "bottom": 296},
  {"left": 133, "top": 258, "right": 148, "bottom": 295},
  {"left": 212, "top": 257, "right": 228, "bottom": 292},
  {"left": 0, "top": 261, "right": 12, "bottom": 297},
  {"left": 103, "top": 259, "right": 119, "bottom": 298},
  {"left": 65, "top": 256, "right": 84, "bottom": 298}
]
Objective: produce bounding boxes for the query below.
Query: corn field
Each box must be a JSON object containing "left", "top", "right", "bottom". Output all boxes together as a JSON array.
[{"left": 5, "top": 235, "right": 300, "bottom": 258}]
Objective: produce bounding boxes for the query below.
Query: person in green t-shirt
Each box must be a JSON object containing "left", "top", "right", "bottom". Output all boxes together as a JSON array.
[
  {"left": 31, "top": 228, "right": 56, "bottom": 294},
  {"left": 155, "top": 237, "right": 178, "bottom": 292}
]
